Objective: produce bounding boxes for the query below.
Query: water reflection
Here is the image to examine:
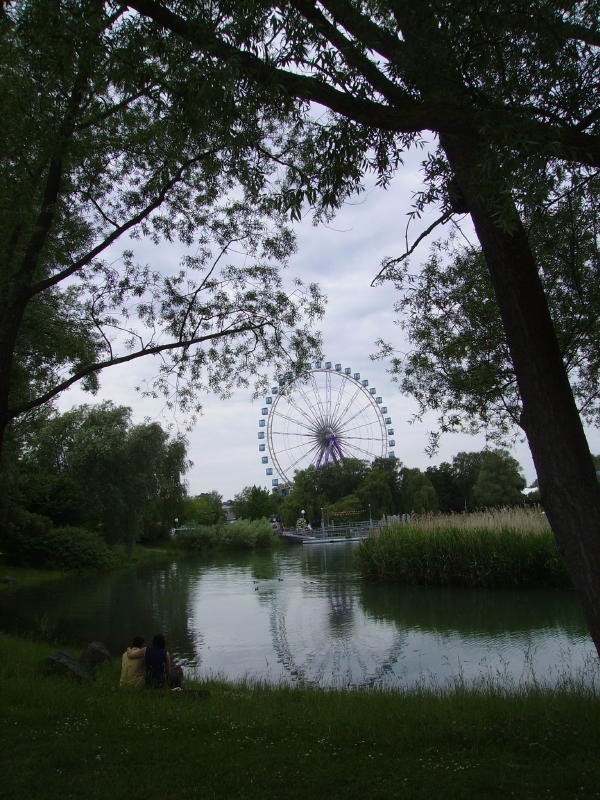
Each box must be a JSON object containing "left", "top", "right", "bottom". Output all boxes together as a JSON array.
[{"left": 0, "top": 543, "right": 596, "bottom": 689}]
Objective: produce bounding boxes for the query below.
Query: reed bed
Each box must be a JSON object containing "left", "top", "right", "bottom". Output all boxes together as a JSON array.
[
  {"left": 386, "top": 506, "right": 551, "bottom": 534},
  {"left": 359, "top": 512, "right": 568, "bottom": 588}
]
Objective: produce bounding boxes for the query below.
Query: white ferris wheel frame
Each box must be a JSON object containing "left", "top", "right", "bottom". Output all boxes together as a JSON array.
[{"left": 264, "top": 366, "right": 390, "bottom": 485}]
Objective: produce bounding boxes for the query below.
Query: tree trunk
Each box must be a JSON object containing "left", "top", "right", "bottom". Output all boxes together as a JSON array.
[{"left": 442, "top": 133, "right": 600, "bottom": 656}]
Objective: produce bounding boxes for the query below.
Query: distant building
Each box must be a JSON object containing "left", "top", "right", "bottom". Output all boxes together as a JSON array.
[{"left": 222, "top": 502, "right": 236, "bottom": 522}]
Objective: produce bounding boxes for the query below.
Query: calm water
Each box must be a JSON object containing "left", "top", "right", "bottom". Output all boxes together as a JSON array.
[{"left": 2, "top": 543, "right": 598, "bottom": 689}]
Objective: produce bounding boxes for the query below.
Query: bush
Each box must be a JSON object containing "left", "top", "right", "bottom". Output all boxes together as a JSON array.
[
  {"left": 1, "top": 511, "right": 116, "bottom": 571},
  {"left": 174, "top": 518, "right": 277, "bottom": 550}
]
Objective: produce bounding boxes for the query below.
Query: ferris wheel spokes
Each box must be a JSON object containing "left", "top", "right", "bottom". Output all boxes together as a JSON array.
[{"left": 260, "top": 362, "right": 393, "bottom": 485}]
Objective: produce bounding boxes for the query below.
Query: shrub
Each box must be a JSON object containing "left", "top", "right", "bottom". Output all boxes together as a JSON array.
[
  {"left": 1, "top": 511, "right": 116, "bottom": 571},
  {"left": 174, "top": 518, "right": 277, "bottom": 550}
]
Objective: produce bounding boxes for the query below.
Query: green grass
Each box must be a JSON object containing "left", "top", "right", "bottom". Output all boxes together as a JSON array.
[
  {"left": 0, "top": 559, "right": 71, "bottom": 591},
  {"left": 358, "top": 525, "right": 569, "bottom": 588},
  {"left": 2, "top": 633, "right": 600, "bottom": 799}
]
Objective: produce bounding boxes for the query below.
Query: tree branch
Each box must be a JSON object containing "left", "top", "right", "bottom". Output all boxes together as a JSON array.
[
  {"left": 127, "top": 0, "right": 432, "bottom": 133},
  {"left": 7, "top": 320, "right": 273, "bottom": 420},
  {"left": 288, "top": 0, "right": 411, "bottom": 107},
  {"left": 27, "top": 151, "right": 215, "bottom": 298},
  {"left": 127, "top": 0, "right": 600, "bottom": 168},
  {"left": 371, "top": 210, "right": 452, "bottom": 286}
]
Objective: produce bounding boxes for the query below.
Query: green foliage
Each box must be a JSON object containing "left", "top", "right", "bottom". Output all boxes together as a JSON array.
[
  {"left": 278, "top": 448, "right": 529, "bottom": 523},
  {"left": 326, "top": 493, "right": 363, "bottom": 517},
  {"left": 181, "top": 492, "right": 224, "bottom": 526},
  {"left": 472, "top": 450, "right": 526, "bottom": 508},
  {"left": 1, "top": 511, "right": 116, "bottom": 571},
  {"left": 383, "top": 169, "right": 600, "bottom": 441},
  {"left": 282, "top": 459, "right": 391, "bottom": 525},
  {"left": 175, "top": 519, "right": 277, "bottom": 550},
  {"left": 17, "top": 402, "right": 187, "bottom": 548},
  {"left": 425, "top": 463, "right": 463, "bottom": 513},
  {"left": 450, "top": 452, "right": 486, "bottom": 512},
  {"left": 400, "top": 468, "right": 439, "bottom": 513},
  {"left": 356, "top": 457, "right": 402, "bottom": 518},
  {"left": 358, "top": 525, "right": 569, "bottom": 588},
  {"left": 230, "top": 485, "right": 276, "bottom": 521},
  {"left": 0, "top": 0, "right": 324, "bottom": 448}
]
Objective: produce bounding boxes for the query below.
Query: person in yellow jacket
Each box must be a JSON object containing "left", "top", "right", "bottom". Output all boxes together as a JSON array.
[{"left": 119, "top": 636, "right": 146, "bottom": 688}]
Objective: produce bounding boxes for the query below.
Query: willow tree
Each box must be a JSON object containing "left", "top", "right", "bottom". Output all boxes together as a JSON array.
[
  {"left": 126, "top": 0, "right": 600, "bottom": 653},
  {"left": 0, "top": 0, "right": 323, "bottom": 460}
]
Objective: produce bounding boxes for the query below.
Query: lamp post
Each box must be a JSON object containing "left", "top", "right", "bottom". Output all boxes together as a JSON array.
[
  {"left": 321, "top": 507, "right": 324, "bottom": 533},
  {"left": 368, "top": 504, "right": 372, "bottom": 528}
]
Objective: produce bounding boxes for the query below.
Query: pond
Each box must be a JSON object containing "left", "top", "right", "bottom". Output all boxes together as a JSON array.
[{"left": 2, "top": 543, "right": 598, "bottom": 689}]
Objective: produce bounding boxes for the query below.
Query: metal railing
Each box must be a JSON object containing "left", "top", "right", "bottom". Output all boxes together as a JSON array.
[{"left": 283, "top": 519, "right": 383, "bottom": 539}]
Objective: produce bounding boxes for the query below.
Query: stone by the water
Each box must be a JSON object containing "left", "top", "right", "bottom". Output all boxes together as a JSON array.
[
  {"left": 45, "top": 651, "right": 91, "bottom": 683},
  {"left": 80, "top": 641, "right": 110, "bottom": 667}
]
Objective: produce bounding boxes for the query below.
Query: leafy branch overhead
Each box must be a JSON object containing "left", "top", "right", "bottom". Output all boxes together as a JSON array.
[{"left": 0, "top": 0, "right": 325, "bottom": 444}]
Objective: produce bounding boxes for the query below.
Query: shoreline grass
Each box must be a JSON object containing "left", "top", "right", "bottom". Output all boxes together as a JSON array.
[
  {"left": 0, "top": 544, "right": 186, "bottom": 591},
  {"left": 2, "top": 632, "right": 600, "bottom": 799},
  {"left": 394, "top": 507, "right": 551, "bottom": 534}
]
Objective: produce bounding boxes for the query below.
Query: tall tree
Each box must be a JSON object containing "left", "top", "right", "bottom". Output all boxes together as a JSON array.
[
  {"left": 471, "top": 449, "right": 526, "bottom": 509},
  {"left": 425, "top": 462, "right": 463, "bottom": 513},
  {"left": 357, "top": 456, "right": 402, "bottom": 517},
  {"left": 450, "top": 451, "right": 486, "bottom": 512},
  {"left": 231, "top": 485, "right": 276, "bottom": 520},
  {"left": 126, "top": 0, "right": 600, "bottom": 654},
  {"left": 181, "top": 491, "right": 225, "bottom": 527},
  {"left": 17, "top": 402, "right": 187, "bottom": 546},
  {"left": 0, "top": 0, "right": 323, "bottom": 461},
  {"left": 400, "top": 467, "right": 439, "bottom": 513}
]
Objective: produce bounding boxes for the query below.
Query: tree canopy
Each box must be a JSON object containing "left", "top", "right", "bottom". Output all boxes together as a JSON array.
[
  {"left": 0, "top": 0, "right": 324, "bottom": 455},
  {"left": 181, "top": 491, "right": 225, "bottom": 526},
  {"left": 383, "top": 167, "right": 599, "bottom": 444},
  {"left": 16, "top": 401, "right": 187, "bottom": 547},
  {"left": 231, "top": 485, "right": 277, "bottom": 521}
]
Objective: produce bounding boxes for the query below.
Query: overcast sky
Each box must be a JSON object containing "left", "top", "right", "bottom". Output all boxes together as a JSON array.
[{"left": 58, "top": 145, "right": 600, "bottom": 500}]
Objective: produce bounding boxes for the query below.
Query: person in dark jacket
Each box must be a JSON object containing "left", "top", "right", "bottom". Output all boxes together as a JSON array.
[{"left": 144, "top": 633, "right": 171, "bottom": 688}]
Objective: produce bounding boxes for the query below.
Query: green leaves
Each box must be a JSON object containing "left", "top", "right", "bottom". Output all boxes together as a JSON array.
[{"left": 17, "top": 402, "right": 187, "bottom": 547}]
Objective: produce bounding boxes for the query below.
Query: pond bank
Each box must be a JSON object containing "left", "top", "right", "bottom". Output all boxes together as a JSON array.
[
  {"left": 2, "top": 632, "right": 600, "bottom": 799},
  {"left": 1, "top": 545, "right": 594, "bottom": 690},
  {"left": 0, "top": 545, "right": 183, "bottom": 592}
]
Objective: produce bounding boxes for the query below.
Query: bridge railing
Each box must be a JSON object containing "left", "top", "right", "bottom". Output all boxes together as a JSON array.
[{"left": 283, "top": 519, "right": 385, "bottom": 538}]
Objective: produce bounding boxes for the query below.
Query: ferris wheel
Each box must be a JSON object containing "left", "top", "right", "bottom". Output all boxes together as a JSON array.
[{"left": 257, "top": 361, "right": 396, "bottom": 487}]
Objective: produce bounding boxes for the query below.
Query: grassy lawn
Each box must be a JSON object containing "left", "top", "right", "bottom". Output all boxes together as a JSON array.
[{"left": 2, "top": 633, "right": 600, "bottom": 799}]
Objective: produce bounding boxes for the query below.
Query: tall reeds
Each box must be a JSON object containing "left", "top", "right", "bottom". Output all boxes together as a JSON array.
[
  {"left": 359, "top": 508, "right": 568, "bottom": 588},
  {"left": 384, "top": 506, "right": 551, "bottom": 533}
]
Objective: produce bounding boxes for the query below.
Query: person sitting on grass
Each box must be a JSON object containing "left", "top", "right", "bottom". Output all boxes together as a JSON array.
[
  {"left": 144, "top": 633, "right": 172, "bottom": 689},
  {"left": 119, "top": 636, "right": 145, "bottom": 688}
]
